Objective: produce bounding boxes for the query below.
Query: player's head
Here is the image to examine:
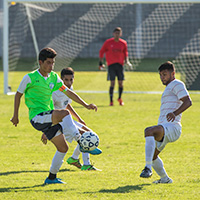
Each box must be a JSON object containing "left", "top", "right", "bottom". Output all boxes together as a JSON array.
[
  {"left": 61, "top": 67, "right": 74, "bottom": 88},
  {"left": 158, "top": 61, "right": 175, "bottom": 86},
  {"left": 113, "top": 27, "right": 122, "bottom": 41},
  {"left": 38, "top": 47, "right": 57, "bottom": 74},
  {"left": 39, "top": 47, "right": 57, "bottom": 62}
]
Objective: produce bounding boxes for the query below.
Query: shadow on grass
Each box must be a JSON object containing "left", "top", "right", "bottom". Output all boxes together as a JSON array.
[
  {"left": 84, "top": 184, "right": 150, "bottom": 194},
  {"left": 0, "top": 168, "right": 73, "bottom": 176},
  {"left": 0, "top": 184, "right": 70, "bottom": 193}
]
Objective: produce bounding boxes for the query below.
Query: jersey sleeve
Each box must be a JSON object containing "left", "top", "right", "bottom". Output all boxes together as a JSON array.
[
  {"left": 17, "top": 74, "right": 31, "bottom": 94},
  {"left": 172, "top": 81, "right": 189, "bottom": 100},
  {"left": 99, "top": 40, "right": 108, "bottom": 58},
  {"left": 52, "top": 73, "right": 65, "bottom": 92}
]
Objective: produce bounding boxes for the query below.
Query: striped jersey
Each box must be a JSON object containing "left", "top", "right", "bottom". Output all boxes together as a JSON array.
[{"left": 158, "top": 79, "right": 189, "bottom": 125}]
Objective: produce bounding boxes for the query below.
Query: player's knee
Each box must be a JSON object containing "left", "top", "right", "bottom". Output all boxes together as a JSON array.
[
  {"left": 57, "top": 144, "right": 68, "bottom": 153},
  {"left": 61, "top": 109, "right": 70, "bottom": 117},
  {"left": 144, "top": 127, "right": 153, "bottom": 137}
]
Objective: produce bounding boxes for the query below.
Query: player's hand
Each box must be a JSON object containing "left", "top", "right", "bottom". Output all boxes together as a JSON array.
[
  {"left": 126, "top": 61, "right": 133, "bottom": 71},
  {"left": 41, "top": 133, "right": 48, "bottom": 145},
  {"left": 99, "top": 61, "right": 105, "bottom": 71},
  {"left": 10, "top": 116, "right": 19, "bottom": 127},
  {"left": 86, "top": 104, "right": 97, "bottom": 112},
  {"left": 166, "top": 112, "right": 176, "bottom": 122}
]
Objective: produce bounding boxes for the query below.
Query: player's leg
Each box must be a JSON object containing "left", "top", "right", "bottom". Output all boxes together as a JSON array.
[
  {"left": 140, "top": 125, "right": 164, "bottom": 178},
  {"left": 152, "top": 150, "right": 173, "bottom": 184},
  {"left": 44, "top": 133, "right": 68, "bottom": 184},
  {"left": 67, "top": 144, "right": 82, "bottom": 169},
  {"left": 108, "top": 65, "right": 116, "bottom": 106},
  {"left": 117, "top": 64, "right": 124, "bottom": 105}
]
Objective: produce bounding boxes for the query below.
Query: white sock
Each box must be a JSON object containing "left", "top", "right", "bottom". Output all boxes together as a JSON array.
[
  {"left": 71, "top": 144, "right": 81, "bottom": 160},
  {"left": 82, "top": 153, "right": 90, "bottom": 165},
  {"left": 61, "top": 114, "right": 81, "bottom": 141},
  {"left": 152, "top": 157, "right": 168, "bottom": 179},
  {"left": 145, "top": 136, "right": 155, "bottom": 170},
  {"left": 50, "top": 150, "right": 66, "bottom": 174}
]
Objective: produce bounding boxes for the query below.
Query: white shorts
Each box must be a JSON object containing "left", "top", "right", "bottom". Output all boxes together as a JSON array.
[{"left": 156, "top": 123, "right": 182, "bottom": 152}]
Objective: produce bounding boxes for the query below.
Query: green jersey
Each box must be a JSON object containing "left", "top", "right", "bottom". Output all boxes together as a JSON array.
[{"left": 24, "top": 70, "right": 63, "bottom": 120}]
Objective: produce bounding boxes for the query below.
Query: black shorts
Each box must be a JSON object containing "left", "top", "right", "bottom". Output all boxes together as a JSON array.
[
  {"left": 30, "top": 110, "right": 62, "bottom": 140},
  {"left": 107, "top": 63, "right": 124, "bottom": 81}
]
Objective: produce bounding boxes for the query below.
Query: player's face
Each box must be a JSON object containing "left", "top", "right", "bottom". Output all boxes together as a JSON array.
[
  {"left": 159, "top": 69, "right": 175, "bottom": 85},
  {"left": 113, "top": 31, "right": 122, "bottom": 41},
  {"left": 62, "top": 74, "right": 74, "bottom": 88},
  {"left": 39, "top": 58, "right": 55, "bottom": 76}
]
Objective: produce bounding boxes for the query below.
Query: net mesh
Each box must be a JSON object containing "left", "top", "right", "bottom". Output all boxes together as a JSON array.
[{"left": 7, "top": 2, "right": 200, "bottom": 92}]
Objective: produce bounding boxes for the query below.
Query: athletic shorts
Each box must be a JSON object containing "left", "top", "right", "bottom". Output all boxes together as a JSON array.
[
  {"left": 107, "top": 63, "right": 124, "bottom": 81},
  {"left": 30, "top": 110, "right": 62, "bottom": 140},
  {"left": 156, "top": 123, "right": 182, "bottom": 152}
]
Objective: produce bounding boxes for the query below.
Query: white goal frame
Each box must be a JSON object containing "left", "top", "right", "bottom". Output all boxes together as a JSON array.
[{"left": 3, "top": 0, "right": 200, "bottom": 94}]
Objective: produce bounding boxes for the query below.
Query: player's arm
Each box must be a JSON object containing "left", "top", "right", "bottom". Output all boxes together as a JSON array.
[
  {"left": 10, "top": 91, "right": 23, "bottom": 127},
  {"left": 99, "top": 41, "right": 107, "bottom": 70},
  {"left": 61, "top": 86, "right": 97, "bottom": 111},
  {"left": 67, "top": 104, "right": 86, "bottom": 125},
  {"left": 166, "top": 95, "right": 192, "bottom": 122}
]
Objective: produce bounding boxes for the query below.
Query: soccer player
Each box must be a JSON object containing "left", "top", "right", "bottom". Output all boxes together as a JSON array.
[
  {"left": 99, "top": 27, "right": 132, "bottom": 106},
  {"left": 10, "top": 47, "right": 101, "bottom": 184},
  {"left": 41, "top": 67, "right": 100, "bottom": 171},
  {"left": 140, "top": 61, "right": 192, "bottom": 183}
]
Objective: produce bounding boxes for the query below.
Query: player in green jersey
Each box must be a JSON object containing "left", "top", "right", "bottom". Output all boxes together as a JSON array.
[{"left": 10, "top": 47, "right": 101, "bottom": 184}]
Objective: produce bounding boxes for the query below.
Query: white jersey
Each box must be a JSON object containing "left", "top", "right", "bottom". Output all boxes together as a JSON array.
[
  {"left": 158, "top": 79, "right": 189, "bottom": 125},
  {"left": 52, "top": 86, "right": 73, "bottom": 109}
]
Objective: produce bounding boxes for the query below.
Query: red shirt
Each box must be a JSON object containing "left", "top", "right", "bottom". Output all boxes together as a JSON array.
[{"left": 99, "top": 38, "right": 128, "bottom": 66}]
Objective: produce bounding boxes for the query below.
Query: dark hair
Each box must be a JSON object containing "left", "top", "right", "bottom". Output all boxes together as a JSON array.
[
  {"left": 38, "top": 47, "right": 57, "bottom": 62},
  {"left": 113, "top": 27, "right": 122, "bottom": 33},
  {"left": 158, "top": 61, "right": 175, "bottom": 72},
  {"left": 61, "top": 67, "right": 74, "bottom": 78}
]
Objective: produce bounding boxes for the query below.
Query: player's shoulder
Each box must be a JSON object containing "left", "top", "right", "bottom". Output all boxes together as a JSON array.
[
  {"left": 170, "top": 79, "right": 185, "bottom": 87},
  {"left": 52, "top": 89, "right": 64, "bottom": 98},
  {"left": 119, "top": 38, "right": 127, "bottom": 44},
  {"left": 105, "top": 38, "right": 114, "bottom": 43}
]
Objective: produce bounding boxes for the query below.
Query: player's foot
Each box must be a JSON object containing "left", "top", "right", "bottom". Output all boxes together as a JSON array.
[
  {"left": 79, "top": 146, "right": 102, "bottom": 155},
  {"left": 81, "top": 165, "right": 101, "bottom": 171},
  {"left": 67, "top": 157, "right": 82, "bottom": 169},
  {"left": 44, "top": 177, "right": 66, "bottom": 184},
  {"left": 118, "top": 98, "right": 124, "bottom": 106},
  {"left": 140, "top": 166, "right": 152, "bottom": 178},
  {"left": 110, "top": 101, "right": 113, "bottom": 106},
  {"left": 153, "top": 177, "right": 173, "bottom": 184}
]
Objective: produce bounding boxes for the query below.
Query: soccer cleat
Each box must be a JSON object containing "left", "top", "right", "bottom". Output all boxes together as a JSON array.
[
  {"left": 67, "top": 157, "right": 82, "bottom": 169},
  {"left": 153, "top": 177, "right": 173, "bottom": 184},
  {"left": 79, "top": 146, "right": 102, "bottom": 155},
  {"left": 44, "top": 177, "right": 66, "bottom": 184},
  {"left": 118, "top": 98, "right": 124, "bottom": 106},
  {"left": 110, "top": 101, "right": 113, "bottom": 106},
  {"left": 140, "top": 166, "right": 152, "bottom": 178},
  {"left": 81, "top": 165, "right": 101, "bottom": 171}
]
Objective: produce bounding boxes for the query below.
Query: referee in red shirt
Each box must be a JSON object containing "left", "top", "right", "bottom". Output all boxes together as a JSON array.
[{"left": 99, "top": 27, "right": 132, "bottom": 106}]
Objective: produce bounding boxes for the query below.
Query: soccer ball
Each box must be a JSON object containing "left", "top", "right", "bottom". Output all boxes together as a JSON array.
[{"left": 79, "top": 131, "right": 99, "bottom": 151}]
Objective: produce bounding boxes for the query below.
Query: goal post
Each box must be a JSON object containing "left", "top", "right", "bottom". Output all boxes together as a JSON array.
[{"left": 3, "top": 0, "right": 200, "bottom": 94}]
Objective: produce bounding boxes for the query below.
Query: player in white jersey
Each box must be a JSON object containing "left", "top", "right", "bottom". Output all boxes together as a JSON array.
[
  {"left": 42, "top": 67, "right": 100, "bottom": 171},
  {"left": 140, "top": 61, "right": 192, "bottom": 183}
]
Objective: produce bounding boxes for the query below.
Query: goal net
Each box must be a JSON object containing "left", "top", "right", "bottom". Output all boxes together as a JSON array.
[{"left": 4, "top": 0, "right": 200, "bottom": 94}]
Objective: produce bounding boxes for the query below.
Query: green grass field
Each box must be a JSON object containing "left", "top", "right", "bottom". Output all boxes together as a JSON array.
[{"left": 0, "top": 71, "right": 199, "bottom": 200}]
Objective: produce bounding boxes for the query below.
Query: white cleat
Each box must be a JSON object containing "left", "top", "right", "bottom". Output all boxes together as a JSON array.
[{"left": 153, "top": 177, "right": 173, "bottom": 184}]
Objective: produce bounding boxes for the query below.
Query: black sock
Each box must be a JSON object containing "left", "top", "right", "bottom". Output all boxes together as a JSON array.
[
  {"left": 109, "top": 87, "right": 114, "bottom": 102},
  {"left": 118, "top": 87, "right": 123, "bottom": 99},
  {"left": 48, "top": 172, "right": 56, "bottom": 180}
]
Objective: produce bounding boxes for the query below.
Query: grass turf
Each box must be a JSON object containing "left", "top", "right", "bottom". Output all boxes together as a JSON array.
[{"left": 0, "top": 71, "right": 199, "bottom": 200}]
